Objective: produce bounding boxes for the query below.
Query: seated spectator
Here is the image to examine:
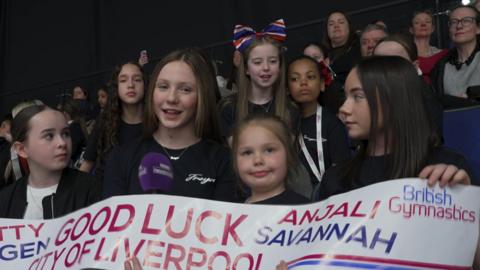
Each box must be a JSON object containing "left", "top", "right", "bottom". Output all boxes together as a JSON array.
[
  {"left": 322, "top": 11, "right": 361, "bottom": 85},
  {"left": 302, "top": 42, "right": 329, "bottom": 64},
  {"left": 0, "top": 114, "right": 12, "bottom": 190},
  {"left": 430, "top": 5, "right": 480, "bottom": 106},
  {"left": 360, "top": 24, "right": 388, "bottom": 57},
  {"left": 57, "top": 99, "right": 89, "bottom": 169},
  {"left": 410, "top": 10, "right": 449, "bottom": 84},
  {"left": 374, "top": 33, "right": 444, "bottom": 139}
]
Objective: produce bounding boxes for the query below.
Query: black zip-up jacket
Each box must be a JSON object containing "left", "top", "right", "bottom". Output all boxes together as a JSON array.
[{"left": 0, "top": 168, "right": 100, "bottom": 219}]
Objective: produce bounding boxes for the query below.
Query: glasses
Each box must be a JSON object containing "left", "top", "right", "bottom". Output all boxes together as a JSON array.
[{"left": 448, "top": 17, "right": 477, "bottom": 28}]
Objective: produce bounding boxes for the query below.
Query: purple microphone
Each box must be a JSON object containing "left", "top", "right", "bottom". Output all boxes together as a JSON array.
[{"left": 138, "top": 152, "right": 174, "bottom": 193}]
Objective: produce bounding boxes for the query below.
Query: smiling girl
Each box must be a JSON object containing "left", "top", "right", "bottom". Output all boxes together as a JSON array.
[
  {"left": 0, "top": 105, "right": 99, "bottom": 219},
  {"left": 219, "top": 19, "right": 299, "bottom": 141},
  {"left": 103, "top": 48, "right": 236, "bottom": 201},
  {"left": 232, "top": 114, "right": 309, "bottom": 204}
]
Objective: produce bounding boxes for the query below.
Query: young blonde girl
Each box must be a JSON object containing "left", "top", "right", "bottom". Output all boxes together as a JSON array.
[
  {"left": 219, "top": 19, "right": 299, "bottom": 141},
  {"left": 232, "top": 114, "right": 309, "bottom": 204}
]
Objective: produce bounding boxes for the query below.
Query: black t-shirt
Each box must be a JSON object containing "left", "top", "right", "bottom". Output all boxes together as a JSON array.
[
  {"left": 218, "top": 97, "right": 300, "bottom": 138},
  {"left": 300, "top": 109, "right": 350, "bottom": 186},
  {"left": 84, "top": 120, "right": 143, "bottom": 162},
  {"left": 317, "top": 147, "right": 474, "bottom": 201},
  {"left": 103, "top": 137, "right": 237, "bottom": 202},
  {"left": 252, "top": 189, "right": 310, "bottom": 205}
]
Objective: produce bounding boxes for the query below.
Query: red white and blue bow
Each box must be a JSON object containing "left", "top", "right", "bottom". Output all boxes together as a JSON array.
[{"left": 233, "top": 19, "right": 286, "bottom": 52}]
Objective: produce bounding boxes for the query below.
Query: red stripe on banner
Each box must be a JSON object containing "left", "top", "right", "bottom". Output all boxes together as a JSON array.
[{"left": 287, "top": 254, "right": 471, "bottom": 270}]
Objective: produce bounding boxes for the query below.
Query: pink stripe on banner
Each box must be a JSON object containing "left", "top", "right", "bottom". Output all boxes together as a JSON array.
[{"left": 287, "top": 254, "right": 471, "bottom": 270}]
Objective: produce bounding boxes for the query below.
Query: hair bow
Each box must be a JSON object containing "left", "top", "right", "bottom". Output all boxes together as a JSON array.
[
  {"left": 233, "top": 19, "right": 286, "bottom": 52},
  {"left": 318, "top": 60, "right": 334, "bottom": 87}
]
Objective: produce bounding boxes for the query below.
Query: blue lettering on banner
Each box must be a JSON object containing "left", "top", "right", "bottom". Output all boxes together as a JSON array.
[
  {"left": 255, "top": 224, "right": 397, "bottom": 254},
  {"left": 403, "top": 185, "right": 452, "bottom": 206},
  {"left": 0, "top": 238, "right": 50, "bottom": 261}
]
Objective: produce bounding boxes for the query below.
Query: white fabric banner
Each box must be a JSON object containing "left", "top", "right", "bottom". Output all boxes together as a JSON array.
[{"left": 0, "top": 178, "right": 478, "bottom": 269}]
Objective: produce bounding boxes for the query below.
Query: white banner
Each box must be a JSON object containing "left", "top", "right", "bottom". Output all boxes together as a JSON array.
[{"left": 0, "top": 178, "right": 478, "bottom": 269}]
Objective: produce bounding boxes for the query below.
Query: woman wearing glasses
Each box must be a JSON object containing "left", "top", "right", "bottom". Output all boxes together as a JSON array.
[{"left": 431, "top": 5, "right": 480, "bottom": 105}]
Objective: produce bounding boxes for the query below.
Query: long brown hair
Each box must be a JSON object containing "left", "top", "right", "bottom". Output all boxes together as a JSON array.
[
  {"left": 144, "top": 47, "right": 221, "bottom": 143},
  {"left": 342, "top": 56, "right": 439, "bottom": 185},
  {"left": 96, "top": 61, "right": 147, "bottom": 177},
  {"left": 233, "top": 36, "right": 292, "bottom": 128}
]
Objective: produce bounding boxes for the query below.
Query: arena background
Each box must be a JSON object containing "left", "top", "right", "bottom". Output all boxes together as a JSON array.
[{"left": 0, "top": 0, "right": 464, "bottom": 116}]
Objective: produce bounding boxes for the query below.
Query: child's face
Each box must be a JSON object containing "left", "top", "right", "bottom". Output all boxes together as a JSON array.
[
  {"left": 303, "top": 45, "right": 324, "bottom": 62},
  {"left": 246, "top": 43, "right": 280, "bottom": 91},
  {"left": 18, "top": 110, "right": 71, "bottom": 172},
  {"left": 117, "top": 63, "right": 145, "bottom": 105},
  {"left": 73, "top": 87, "right": 87, "bottom": 100},
  {"left": 288, "top": 59, "right": 323, "bottom": 105},
  {"left": 236, "top": 124, "right": 287, "bottom": 194},
  {"left": 339, "top": 68, "right": 372, "bottom": 140},
  {"left": 97, "top": 90, "right": 108, "bottom": 108},
  {"left": 153, "top": 61, "right": 198, "bottom": 132}
]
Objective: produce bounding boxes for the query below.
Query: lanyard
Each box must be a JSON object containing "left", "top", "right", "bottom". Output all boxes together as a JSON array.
[{"left": 299, "top": 105, "right": 325, "bottom": 183}]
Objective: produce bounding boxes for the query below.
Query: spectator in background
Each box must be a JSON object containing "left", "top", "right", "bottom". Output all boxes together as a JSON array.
[
  {"left": 73, "top": 86, "right": 88, "bottom": 100},
  {"left": 57, "top": 99, "right": 88, "bottom": 169},
  {"left": 302, "top": 42, "right": 329, "bottom": 64},
  {"left": 0, "top": 114, "right": 12, "bottom": 190},
  {"left": 410, "top": 10, "right": 449, "bottom": 84},
  {"left": 322, "top": 11, "right": 361, "bottom": 85},
  {"left": 79, "top": 61, "right": 146, "bottom": 186},
  {"left": 374, "top": 33, "right": 444, "bottom": 139},
  {"left": 371, "top": 19, "right": 388, "bottom": 31},
  {"left": 360, "top": 24, "right": 388, "bottom": 57},
  {"left": 72, "top": 85, "right": 95, "bottom": 121},
  {"left": 97, "top": 86, "right": 109, "bottom": 111},
  {"left": 430, "top": 5, "right": 480, "bottom": 106}
]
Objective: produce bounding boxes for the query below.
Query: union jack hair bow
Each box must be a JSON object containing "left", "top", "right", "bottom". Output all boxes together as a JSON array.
[{"left": 233, "top": 19, "right": 286, "bottom": 52}]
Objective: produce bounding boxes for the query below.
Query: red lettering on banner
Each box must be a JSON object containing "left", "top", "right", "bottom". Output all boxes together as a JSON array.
[
  {"left": 222, "top": 214, "right": 247, "bottom": 246},
  {"left": 51, "top": 247, "right": 66, "bottom": 270},
  {"left": 370, "top": 200, "right": 381, "bottom": 219},
  {"left": 350, "top": 201, "right": 367, "bottom": 217},
  {"left": 186, "top": 247, "right": 207, "bottom": 269},
  {"left": 10, "top": 225, "right": 25, "bottom": 240},
  {"left": 71, "top": 213, "right": 91, "bottom": 241},
  {"left": 278, "top": 210, "right": 297, "bottom": 225},
  {"left": 141, "top": 204, "right": 161, "bottom": 235},
  {"left": 196, "top": 210, "right": 221, "bottom": 244},
  {"left": 144, "top": 240, "right": 165, "bottom": 268},
  {"left": 165, "top": 205, "right": 193, "bottom": 239},
  {"left": 108, "top": 204, "right": 135, "bottom": 232},
  {"left": 28, "top": 223, "right": 44, "bottom": 238},
  {"left": 94, "top": 237, "right": 110, "bottom": 261},
  {"left": 55, "top": 218, "right": 75, "bottom": 246},
  {"left": 78, "top": 239, "right": 95, "bottom": 264},
  {"left": 329, "top": 203, "right": 349, "bottom": 218},
  {"left": 208, "top": 250, "right": 231, "bottom": 269},
  {"left": 164, "top": 243, "right": 186, "bottom": 269},
  {"left": 89, "top": 206, "right": 111, "bottom": 235}
]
